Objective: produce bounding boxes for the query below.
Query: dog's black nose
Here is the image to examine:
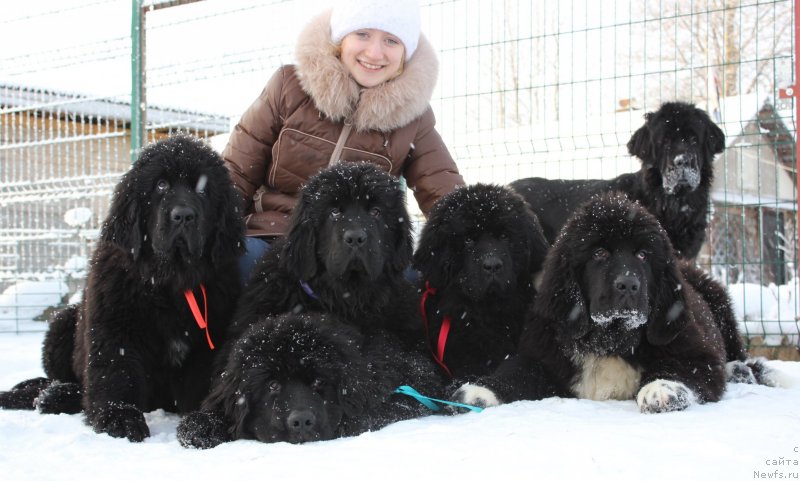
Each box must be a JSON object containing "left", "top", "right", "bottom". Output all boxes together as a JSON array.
[
  {"left": 343, "top": 228, "right": 367, "bottom": 247},
  {"left": 287, "top": 409, "right": 317, "bottom": 440},
  {"left": 673, "top": 153, "right": 695, "bottom": 169},
  {"left": 170, "top": 206, "right": 196, "bottom": 226},
  {"left": 614, "top": 274, "right": 640, "bottom": 294},
  {"left": 482, "top": 255, "right": 503, "bottom": 274}
]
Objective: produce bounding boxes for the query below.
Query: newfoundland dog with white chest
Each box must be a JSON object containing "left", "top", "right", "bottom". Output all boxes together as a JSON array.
[
  {"left": 455, "top": 193, "right": 774, "bottom": 413},
  {"left": 0, "top": 135, "right": 244, "bottom": 441},
  {"left": 511, "top": 101, "right": 725, "bottom": 259}
]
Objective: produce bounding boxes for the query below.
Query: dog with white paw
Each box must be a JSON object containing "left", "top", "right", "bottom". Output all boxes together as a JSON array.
[{"left": 452, "top": 193, "right": 777, "bottom": 413}]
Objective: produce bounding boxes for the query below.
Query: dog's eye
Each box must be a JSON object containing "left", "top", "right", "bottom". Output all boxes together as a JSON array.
[
  {"left": 369, "top": 207, "right": 381, "bottom": 217},
  {"left": 268, "top": 381, "right": 281, "bottom": 392},
  {"left": 330, "top": 208, "right": 342, "bottom": 219},
  {"left": 156, "top": 179, "right": 170, "bottom": 192},
  {"left": 464, "top": 238, "right": 475, "bottom": 246},
  {"left": 312, "top": 378, "right": 327, "bottom": 391},
  {"left": 636, "top": 250, "right": 648, "bottom": 261},
  {"left": 593, "top": 248, "right": 609, "bottom": 260}
]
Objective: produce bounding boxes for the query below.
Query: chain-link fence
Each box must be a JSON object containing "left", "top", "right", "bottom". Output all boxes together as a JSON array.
[{"left": 1, "top": 0, "right": 797, "bottom": 357}]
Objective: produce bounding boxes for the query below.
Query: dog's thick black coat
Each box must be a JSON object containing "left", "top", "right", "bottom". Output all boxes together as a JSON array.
[
  {"left": 413, "top": 184, "right": 549, "bottom": 379},
  {"left": 510, "top": 101, "right": 725, "bottom": 259},
  {"left": 456, "top": 193, "right": 766, "bottom": 413},
  {"left": 0, "top": 135, "right": 244, "bottom": 441},
  {"left": 177, "top": 163, "right": 442, "bottom": 448},
  {"left": 225, "top": 162, "right": 420, "bottom": 349},
  {"left": 177, "top": 312, "right": 441, "bottom": 448}
]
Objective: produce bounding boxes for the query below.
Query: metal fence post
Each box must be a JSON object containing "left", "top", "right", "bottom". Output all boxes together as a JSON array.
[
  {"left": 796, "top": 0, "right": 799, "bottom": 268},
  {"left": 131, "top": 0, "right": 145, "bottom": 163}
]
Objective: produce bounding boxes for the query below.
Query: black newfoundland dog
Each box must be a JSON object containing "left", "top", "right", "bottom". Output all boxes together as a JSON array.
[
  {"left": 455, "top": 193, "right": 773, "bottom": 413},
  {"left": 223, "top": 162, "right": 421, "bottom": 348},
  {"left": 177, "top": 162, "right": 443, "bottom": 448},
  {"left": 510, "top": 101, "right": 725, "bottom": 259},
  {"left": 413, "top": 184, "right": 549, "bottom": 379},
  {"left": 177, "top": 311, "right": 441, "bottom": 447},
  {"left": 0, "top": 135, "right": 244, "bottom": 441}
]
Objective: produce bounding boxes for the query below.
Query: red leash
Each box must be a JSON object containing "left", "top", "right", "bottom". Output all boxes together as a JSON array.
[
  {"left": 184, "top": 284, "right": 214, "bottom": 350},
  {"left": 420, "top": 281, "right": 452, "bottom": 377}
]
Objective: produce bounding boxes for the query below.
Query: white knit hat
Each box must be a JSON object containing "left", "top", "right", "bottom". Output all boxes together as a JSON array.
[{"left": 330, "top": 0, "right": 421, "bottom": 60}]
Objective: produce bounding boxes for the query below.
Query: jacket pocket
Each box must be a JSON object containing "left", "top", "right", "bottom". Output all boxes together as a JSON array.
[{"left": 272, "top": 129, "right": 393, "bottom": 189}]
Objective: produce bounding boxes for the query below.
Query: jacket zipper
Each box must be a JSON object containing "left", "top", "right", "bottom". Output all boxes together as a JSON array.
[{"left": 328, "top": 120, "right": 353, "bottom": 166}]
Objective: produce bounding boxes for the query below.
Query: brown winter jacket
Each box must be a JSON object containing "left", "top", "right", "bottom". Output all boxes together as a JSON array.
[{"left": 222, "top": 11, "right": 465, "bottom": 237}]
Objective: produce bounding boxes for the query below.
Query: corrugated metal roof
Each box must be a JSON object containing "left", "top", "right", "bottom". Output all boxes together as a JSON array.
[{"left": 0, "top": 83, "right": 230, "bottom": 133}]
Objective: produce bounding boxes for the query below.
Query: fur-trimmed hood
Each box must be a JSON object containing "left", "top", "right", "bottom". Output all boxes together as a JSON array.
[{"left": 294, "top": 10, "right": 439, "bottom": 133}]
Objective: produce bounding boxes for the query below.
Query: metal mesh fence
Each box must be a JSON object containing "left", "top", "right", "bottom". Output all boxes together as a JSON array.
[{"left": 0, "top": 0, "right": 797, "bottom": 356}]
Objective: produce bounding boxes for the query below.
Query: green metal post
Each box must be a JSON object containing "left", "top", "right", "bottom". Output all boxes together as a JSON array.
[
  {"left": 789, "top": 0, "right": 800, "bottom": 281},
  {"left": 131, "top": 0, "right": 145, "bottom": 163}
]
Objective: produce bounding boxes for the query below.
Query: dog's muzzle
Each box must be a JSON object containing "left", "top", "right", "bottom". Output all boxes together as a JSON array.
[
  {"left": 663, "top": 153, "right": 701, "bottom": 194},
  {"left": 154, "top": 204, "right": 204, "bottom": 258},
  {"left": 327, "top": 226, "right": 383, "bottom": 280},
  {"left": 591, "top": 309, "right": 647, "bottom": 330}
]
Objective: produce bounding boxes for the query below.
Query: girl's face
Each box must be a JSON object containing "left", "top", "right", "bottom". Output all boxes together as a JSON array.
[{"left": 339, "top": 29, "right": 405, "bottom": 88}]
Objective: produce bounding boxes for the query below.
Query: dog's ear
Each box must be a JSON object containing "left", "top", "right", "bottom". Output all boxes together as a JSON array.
[
  {"left": 229, "top": 387, "right": 252, "bottom": 440},
  {"left": 646, "top": 259, "right": 690, "bottom": 345},
  {"left": 412, "top": 216, "right": 456, "bottom": 288},
  {"left": 101, "top": 175, "right": 144, "bottom": 259},
  {"left": 523, "top": 207, "right": 550, "bottom": 274},
  {"left": 283, "top": 200, "right": 319, "bottom": 280},
  {"left": 211, "top": 176, "right": 246, "bottom": 266},
  {"left": 535, "top": 248, "right": 592, "bottom": 342},
  {"left": 705, "top": 116, "right": 726, "bottom": 157},
  {"left": 391, "top": 207, "right": 415, "bottom": 275},
  {"left": 627, "top": 114, "right": 653, "bottom": 163},
  {"left": 337, "top": 362, "right": 379, "bottom": 418},
  {"left": 198, "top": 358, "right": 250, "bottom": 439}
]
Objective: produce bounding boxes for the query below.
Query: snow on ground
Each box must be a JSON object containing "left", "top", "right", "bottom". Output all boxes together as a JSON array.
[{"left": 0, "top": 332, "right": 799, "bottom": 481}]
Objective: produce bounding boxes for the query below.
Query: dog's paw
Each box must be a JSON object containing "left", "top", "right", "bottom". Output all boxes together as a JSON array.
[
  {"left": 725, "top": 360, "right": 757, "bottom": 384},
  {"left": 0, "top": 389, "right": 36, "bottom": 410},
  {"left": 177, "top": 411, "right": 230, "bottom": 449},
  {"left": 636, "top": 380, "right": 695, "bottom": 414},
  {"left": 9, "top": 377, "right": 51, "bottom": 392},
  {"left": 746, "top": 357, "right": 781, "bottom": 387},
  {"left": 88, "top": 403, "right": 149, "bottom": 442},
  {"left": 0, "top": 377, "right": 52, "bottom": 410},
  {"left": 452, "top": 383, "right": 502, "bottom": 409},
  {"left": 36, "top": 381, "right": 83, "bottom": 414}
]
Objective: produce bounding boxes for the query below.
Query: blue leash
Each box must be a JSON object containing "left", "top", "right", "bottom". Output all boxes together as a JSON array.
[{"left": 394, "top": 385, "right": 484, "bottom": 413}]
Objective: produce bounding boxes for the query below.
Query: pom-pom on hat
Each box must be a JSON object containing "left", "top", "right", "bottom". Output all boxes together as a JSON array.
[{"left": 330, "top": 0, "right": 421, "bottom": 60}]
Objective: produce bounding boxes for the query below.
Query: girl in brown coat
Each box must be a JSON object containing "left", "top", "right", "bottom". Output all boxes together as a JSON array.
[{"left": 223, "top": 0, "right": 465, "bottom": 283}]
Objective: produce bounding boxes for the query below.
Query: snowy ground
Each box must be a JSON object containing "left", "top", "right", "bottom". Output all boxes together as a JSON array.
[{"left": 0, "top": 332, "right": 799, "bottom": 481}]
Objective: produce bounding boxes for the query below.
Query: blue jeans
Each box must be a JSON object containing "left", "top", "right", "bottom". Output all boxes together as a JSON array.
[
  {"left": 238, "top": 236, "right": 419, "bottom": 287},
  {"left": 238, "top": 236, "right": 271, "bottom": 287},
  {"left": 404, "top": 266, "right": 420, "bottom": 284}
]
